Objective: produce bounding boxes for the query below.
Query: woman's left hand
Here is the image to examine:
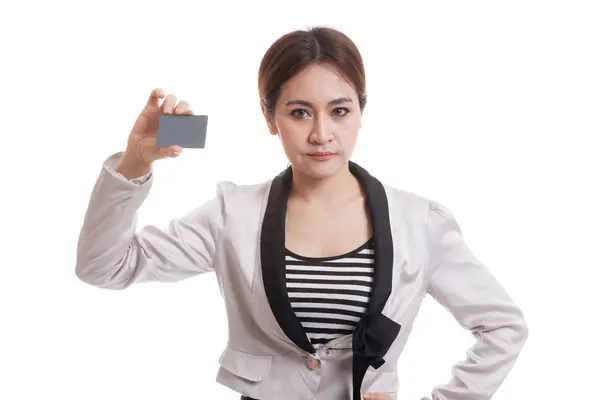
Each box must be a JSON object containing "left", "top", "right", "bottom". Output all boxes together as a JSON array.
[{"left": 362, "top": 393, "right": 392, "bottom": 399}]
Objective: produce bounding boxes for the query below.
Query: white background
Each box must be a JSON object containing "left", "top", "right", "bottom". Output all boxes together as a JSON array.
[{"left": 1, "top": 1, "right": 599, "bottom": 399}]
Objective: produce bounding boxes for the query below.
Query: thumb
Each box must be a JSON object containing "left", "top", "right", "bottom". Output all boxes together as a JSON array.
[
  {"left": 156, "top": 145, "right": 183, "bottom": 159},
  {"left": 139, "top": 136, "right": 182, "bottom": 161}
]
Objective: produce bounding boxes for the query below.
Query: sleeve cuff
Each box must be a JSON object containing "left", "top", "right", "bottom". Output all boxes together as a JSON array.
[{"left": 103, "top": 152, "right": 153, "bottom": 185}]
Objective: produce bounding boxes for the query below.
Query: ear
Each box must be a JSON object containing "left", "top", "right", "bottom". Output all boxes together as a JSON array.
[{"left": 261, "top": 103, "right": 279, "bottom": 136}]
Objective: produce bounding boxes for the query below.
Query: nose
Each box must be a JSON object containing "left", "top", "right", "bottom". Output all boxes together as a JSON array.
[{"left": 310, "top": 114, "right": 334, "bottom": 145}]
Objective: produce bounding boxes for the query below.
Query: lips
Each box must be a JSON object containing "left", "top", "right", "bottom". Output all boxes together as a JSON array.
[{"left": 308, "top": 152, "right": 336, "bottom": 161}]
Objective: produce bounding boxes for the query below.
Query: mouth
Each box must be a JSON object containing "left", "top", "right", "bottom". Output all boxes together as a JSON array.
[{"left": 308, "top": 152, "right": 337, "bottom": 161}]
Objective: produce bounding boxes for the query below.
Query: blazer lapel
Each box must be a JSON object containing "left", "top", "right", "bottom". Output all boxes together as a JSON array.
[
  {"left": 348, "top": 161, "right": 402, "bottom": 400},
  {"left": 260, "top": 162, "right": 402, "bottom": 399},
  {"left": 348, "top": 161, "right": 394, "bottom": 316},
  {"left": 260, "top": 166, "right": 315, "bottom": 354}
]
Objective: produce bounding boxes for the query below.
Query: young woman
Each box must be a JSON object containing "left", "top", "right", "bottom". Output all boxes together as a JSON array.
[{"left": 76, "top": 26, "right": 528, "bottom": 400}]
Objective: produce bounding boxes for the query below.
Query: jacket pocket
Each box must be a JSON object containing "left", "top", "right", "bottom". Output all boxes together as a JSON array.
[{"left": 218, "top": 347, "right": 273, "bottom": 382}]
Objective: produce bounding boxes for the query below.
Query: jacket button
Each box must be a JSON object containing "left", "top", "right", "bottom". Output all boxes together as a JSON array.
[{"left": 306, "top": 355, "right": 320, "bottom": 370}]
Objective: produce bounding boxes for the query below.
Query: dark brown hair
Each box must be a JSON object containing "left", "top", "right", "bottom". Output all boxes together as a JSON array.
[{"left": 258, "top": 26, "right": 367, "bottom": 118}]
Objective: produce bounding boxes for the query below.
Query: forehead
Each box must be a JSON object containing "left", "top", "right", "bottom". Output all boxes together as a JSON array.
[{"left": 278, "top": 63, "right": 357, "bottom": 104}]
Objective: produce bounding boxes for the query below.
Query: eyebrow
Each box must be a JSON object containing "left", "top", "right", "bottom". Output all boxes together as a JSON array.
[{"left": 285, "top": 97, "right": 353, "bottom": 107}]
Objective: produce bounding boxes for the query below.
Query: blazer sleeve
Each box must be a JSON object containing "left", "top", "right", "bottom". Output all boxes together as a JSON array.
[
  {"left": 423, "top": 200, "right": 528, "bottom": 400},
  {"left": 75, "top": 152, "right": 226, "bottom": 290}
]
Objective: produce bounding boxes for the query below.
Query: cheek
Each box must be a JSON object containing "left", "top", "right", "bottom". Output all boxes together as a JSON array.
[
  {"left": 334, "top": 117, "right": 361, "bottom": 143},
  {"left": 276, "top": 119, "right": 307, "bottom": 147}
]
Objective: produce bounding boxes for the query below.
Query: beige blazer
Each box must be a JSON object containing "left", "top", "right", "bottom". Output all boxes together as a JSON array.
[{"left": 75, "top": 153, "right": 529, "bottom": 400}]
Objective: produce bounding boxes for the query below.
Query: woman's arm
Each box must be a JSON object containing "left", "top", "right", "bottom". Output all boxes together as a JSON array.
[
  {"left": 423, "top": 201, "right": 529, "bottom": 400},
  {"left": 75, "top": 152, "right": 226, "bottom": 289}
]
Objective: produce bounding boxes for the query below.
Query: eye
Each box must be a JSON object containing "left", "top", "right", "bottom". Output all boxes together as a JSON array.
[
  {"left": 332, "top": 107, "right": 350, "bottom": 117},
  {"left": 290, "top": 109, "right": 311, "bottom": 119}
]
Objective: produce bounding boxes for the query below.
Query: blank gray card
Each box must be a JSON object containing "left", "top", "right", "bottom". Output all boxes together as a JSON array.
[{"left": 156, "top": 114, "right": 208, "bottom": 149}]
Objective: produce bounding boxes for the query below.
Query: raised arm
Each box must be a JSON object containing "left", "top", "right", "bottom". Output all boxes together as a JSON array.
[
  {"left": 423, "top": 201, "right": 529, "bottom": 400},
  {"left": 75, "top": 152, "right": 225, "bottom": 289}
]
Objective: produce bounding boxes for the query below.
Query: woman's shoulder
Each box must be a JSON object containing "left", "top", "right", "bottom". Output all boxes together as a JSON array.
[
  {"left": 380, "top": 182, "right": 455, "bottom": 229},
  {"left": 382, "top": 183, "right": 433, "bottom": 212},
  {"left": 213, "top": 178, "right": 273, "bottom": 207}
]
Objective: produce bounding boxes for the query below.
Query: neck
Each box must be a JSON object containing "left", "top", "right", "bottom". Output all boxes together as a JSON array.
[{"left": 289, "top": 164, "right": 361, "bottom": 204}]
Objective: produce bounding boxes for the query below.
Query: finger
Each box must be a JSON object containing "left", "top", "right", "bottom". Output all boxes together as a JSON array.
[
  {"left": 183, "top": 108, "right": 194, "bottom": 115},
  {"left": 146, "top": 88, "right": 165, "bottom": 106},
  {"left": 162, "top": 94, "right": 178, "bottom": 114},
  {"left": 174, "top": 100, "right": 190, "bottom": 114}
]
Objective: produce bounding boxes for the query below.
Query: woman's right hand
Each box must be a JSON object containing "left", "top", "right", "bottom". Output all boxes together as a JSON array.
[{"left": 116, "top": 88, "right": 193, "bottom": 178}]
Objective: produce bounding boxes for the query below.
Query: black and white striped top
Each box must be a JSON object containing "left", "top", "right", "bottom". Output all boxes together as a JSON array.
[{"left": 285, "top": 239, "right": 375, "bottom": 347}]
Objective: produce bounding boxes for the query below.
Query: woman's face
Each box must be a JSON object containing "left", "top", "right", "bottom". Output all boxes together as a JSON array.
[{"left": 263, "top": 63, "right": 363, "bottom": 180}]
